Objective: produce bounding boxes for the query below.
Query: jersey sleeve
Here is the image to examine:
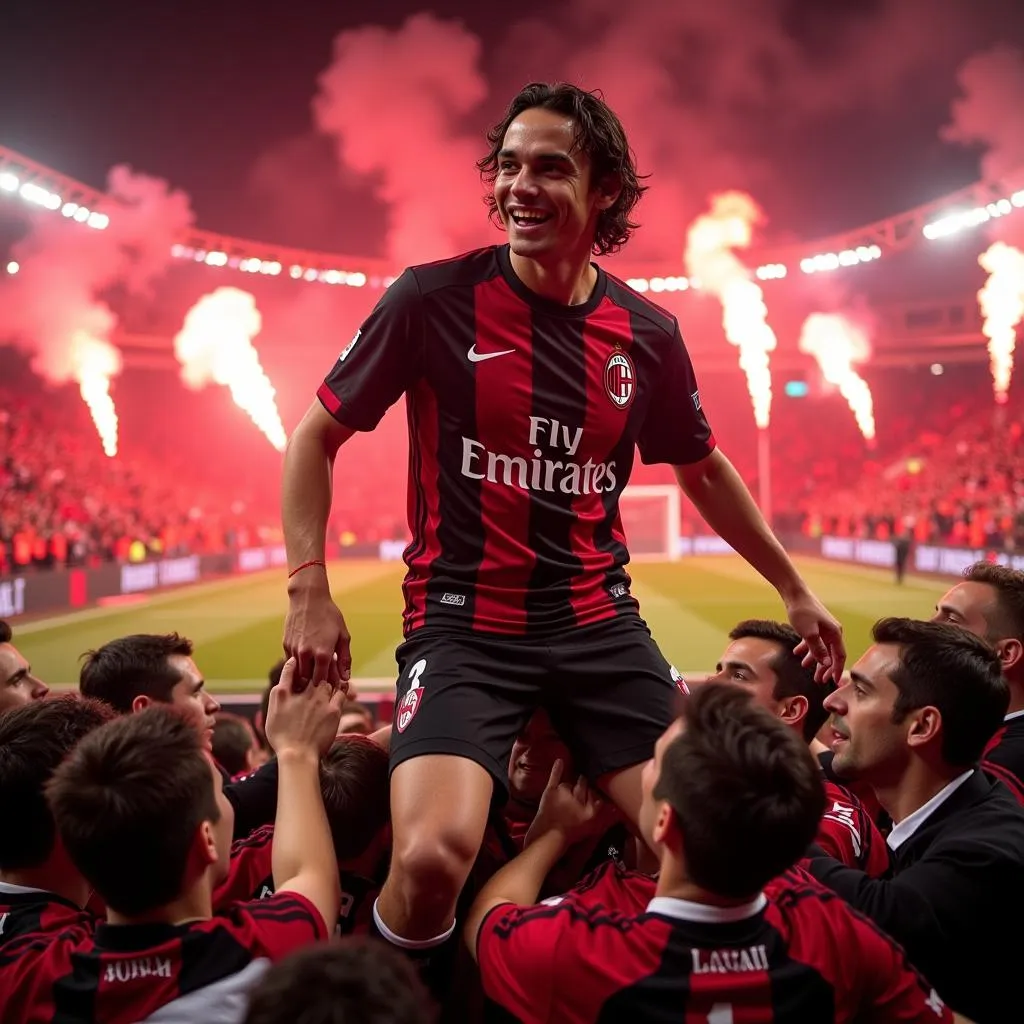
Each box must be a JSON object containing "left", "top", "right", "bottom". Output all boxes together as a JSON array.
[
  {"left": 853, "top": 912, "right": 953, "bottom": 1022},
  {"left": 476, "top": 902, "right": 562, "bottom": 1018},
  {"left": 213, "top": 825, "right": 275, "bottom": 909},
  {"left": 232, "top": 890, "right": 328, "bottom": 959},
  {"left": 817, "top": 785, "right": 890, "bottom": 878},
  {"left": 636, "top": 323, "right": 716, "bottom": 466},
  {"left": 316, "top": 268, "right": 424, "bottom": 431}
]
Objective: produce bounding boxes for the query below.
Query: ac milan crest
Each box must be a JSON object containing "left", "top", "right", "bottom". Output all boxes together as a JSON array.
[
  {"left": 604, "top": 350, "right": 635, "bottom": 408},
  {"left": 395, "top": 686, "right": 423, "bottom": 733}
]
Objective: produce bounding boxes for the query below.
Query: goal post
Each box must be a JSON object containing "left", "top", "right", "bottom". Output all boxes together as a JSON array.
[{"left": 619, "top": 485, "right": 681, "bottom": 561}]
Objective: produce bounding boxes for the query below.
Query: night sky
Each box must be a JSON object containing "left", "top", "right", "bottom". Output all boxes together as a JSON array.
[{"left": 3, "top": 0, "right": 1024, "bottom": 265}]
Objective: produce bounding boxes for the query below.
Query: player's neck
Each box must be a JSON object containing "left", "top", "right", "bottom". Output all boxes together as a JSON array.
[
  {"left": 654, "top": 858, "right": 754, "bottom": 910},
  {"left": 0, "top": 862, "right": 91, "bottom": 909},
  {"left": 105, "top": 880, "right": 213, "bottom": 928},
  {"left": 874, "top": 760, "right": 970, "bottom": 826},
  {"left": 509, "top": 249, "right": 597, "bottom": 306}
]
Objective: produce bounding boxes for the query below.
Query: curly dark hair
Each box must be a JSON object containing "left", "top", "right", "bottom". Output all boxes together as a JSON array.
[{"left": 477, "top": 82, "right": 649, "bottom": 257}]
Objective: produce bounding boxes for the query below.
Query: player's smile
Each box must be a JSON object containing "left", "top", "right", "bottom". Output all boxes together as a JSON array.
[{"left": 506, "top": 206, "right": 554, "bottom": 234}]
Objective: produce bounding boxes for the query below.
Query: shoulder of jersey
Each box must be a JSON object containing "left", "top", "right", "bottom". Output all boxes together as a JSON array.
[
  {"left": 406, "top": 246, "right": 504, "bottom": 296},
  {"left": 602, "top": 270, "right": 678, "bottom": 339}
]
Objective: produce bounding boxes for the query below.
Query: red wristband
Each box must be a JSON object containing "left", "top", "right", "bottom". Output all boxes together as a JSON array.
[{"left": 288, "top": 559, "right": 327, "bottom": 579}]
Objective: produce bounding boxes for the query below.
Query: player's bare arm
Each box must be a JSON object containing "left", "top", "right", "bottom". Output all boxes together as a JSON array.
[
  {"left": 673, "top": 449, "right": 845, "bottom": 682},
  {"left": 282, "top": 400, "right": 355, "bottom": 687},
  {"left": 264, "top": 656, "right": 344, "bottom": 929},
  {"left": 464, "top": 760, "right": 606, "bottom": 957}
]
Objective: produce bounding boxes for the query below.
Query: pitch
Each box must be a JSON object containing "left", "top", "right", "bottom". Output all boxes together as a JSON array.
[{"left": 15, "top": 556, "right": 945, "bottom": 691}]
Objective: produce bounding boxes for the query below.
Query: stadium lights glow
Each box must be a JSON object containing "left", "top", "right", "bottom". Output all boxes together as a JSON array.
[
  {"left": 0, "top": 171, "right": 109, "bottom": 229},
  {"left": 923, "top": 190, "right": 1024, "bottom": 240},
  {"left": 5, "top": 260, "right": 18, "bottom": 275},
  {"left": 167, "top": 243, "right": 369, "bottom": 288},
  {"left": 799, "top": 245, "right": 882, "bottom": 275}
]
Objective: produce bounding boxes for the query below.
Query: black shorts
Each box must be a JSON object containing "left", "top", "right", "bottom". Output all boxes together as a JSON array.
[{"left": 388, "top": 616, "right": 686, "bottom": 799}]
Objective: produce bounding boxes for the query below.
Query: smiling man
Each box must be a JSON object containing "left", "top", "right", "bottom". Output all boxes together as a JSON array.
[
  {"left": 807, "top": 617, "right": 1024, "bottom": 1022},
  {"left": 0, "top": 621, "right": 49, "bottom": 715},
  {"left": 281, "top": 80, "right": 843, "bottom": 964}
]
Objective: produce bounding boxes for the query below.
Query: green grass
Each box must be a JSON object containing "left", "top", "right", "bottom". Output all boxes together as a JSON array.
[{"left": 16, "top": 556, "right": 945, "bottom": 692}]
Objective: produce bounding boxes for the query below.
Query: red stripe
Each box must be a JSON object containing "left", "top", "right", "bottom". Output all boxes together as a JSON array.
[
  {"left": 317, "top": 381, "right": 341, "bottom": 417},
  {"left": 568, "top": 297, "right": 633, "bottom": 624},
  {"left": 685, "top": 965, "right": 774, "bottom": 1022},
  {"left": 984, "top": 723, "right": 1007, "bottom": 757},
  {"left": 403, "top": 382, "right": 442, "bottom": 633},
  {"left": 472, "top": 277, "right": 535, "bottom": 633}
]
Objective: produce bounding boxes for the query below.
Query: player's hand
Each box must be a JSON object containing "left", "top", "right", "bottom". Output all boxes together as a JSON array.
[
  {"left": 525, "top": 760, "right": 609, "bottom": 848},
  {"left": 787, "top": 589, "right": 845, "bottom": 684},
  {"left": 284, "top": 574, "right": 352, "bottom": 692},
  {"left": 265, "top": 657, "right": 345, "bottom": 758}
]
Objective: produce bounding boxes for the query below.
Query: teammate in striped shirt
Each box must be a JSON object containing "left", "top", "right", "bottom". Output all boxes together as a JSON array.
[
  {"left": 0, "top": 696, "right": 112, "bottom": 949},
  {"left": 467, "top": 683, "right": 959, "bottom": 1023},
  {"left": 0, "top": 660, "right": 343, "bottom": 1023},
  {"left": 709, "top": 619, "right": 889, "bottom": 876},
  {"left": 215, "top": 734, "right": 391, "bottom": 936}
]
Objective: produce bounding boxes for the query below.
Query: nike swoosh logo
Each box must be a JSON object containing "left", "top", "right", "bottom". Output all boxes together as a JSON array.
[{"left": 467, "top": 344, "right": 515, "bottom": 363}]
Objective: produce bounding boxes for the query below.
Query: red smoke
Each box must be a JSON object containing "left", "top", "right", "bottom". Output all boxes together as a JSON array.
[
  {"left": 244, "top": 1, "right": 1013, "bottom": 270},
  {"left": 0, "top": 166, "right": 193, "bottom": 381},
  {"left": 943, "top": 45, "right": 1024, "bottom": 184},
  {"left": 313, "top": 13, "right": 491, "bottom": 266}
]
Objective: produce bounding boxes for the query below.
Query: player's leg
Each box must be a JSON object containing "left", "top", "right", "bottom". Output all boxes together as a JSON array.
[
  {"left": 374, "top": 632, "right": 540, "bottom": 946},
  {"left": 375, "top": 754, "right": 493, "bottom": 943},
  {"left": 545, "top": 617, "right": 684, "bottom": 831}
]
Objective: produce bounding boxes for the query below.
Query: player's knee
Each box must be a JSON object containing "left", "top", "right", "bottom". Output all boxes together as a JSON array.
[{"left": 391, "top": 828, "right": 479, "bottom": 900}]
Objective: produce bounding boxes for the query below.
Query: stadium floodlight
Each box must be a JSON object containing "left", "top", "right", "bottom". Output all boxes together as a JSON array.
[
  {"left": 6, "top": 261, "right": 19, "bottom": 275},
  {"left": 0, "top": 172, "right": 18, "bottom": 192},
  {"left": 923, "top": 191, "right": 1021, "bottom": 240}
]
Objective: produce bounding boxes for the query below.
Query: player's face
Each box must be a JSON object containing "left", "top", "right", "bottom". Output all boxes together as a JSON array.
[
  {"left": 932, "top": 581, "right": 999, "bottom": 640},
  {"left": 710, "top": 637, "right": 783, "bottom": 712},
  {"left": 824, "top": 644, "right": 910, "bottom": 783},
  {"left": 710, "top": 637, "right": 808, "bottom": 734},
  {"left": 0, "top": 642, "right": 49, "bottom": 713},
  {"left": 206, "top": 754, "right": 235, "bottom": 885},
  {"left": 638, "top": 717, "right": 683, "bottom": 851},
  {"left": 509, "top": 709, "right": 573, "bottom": 804},
  {"left": 493, "top": 108, "right": 615, "bottom": 264},
  {"left": 168, "top": 655, "right": 220, "bottom": 750}
]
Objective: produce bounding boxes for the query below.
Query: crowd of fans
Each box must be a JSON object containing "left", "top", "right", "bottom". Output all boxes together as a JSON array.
[
  {"left": 4, "top": 354, "right": 1022, "bottom": 580},
  {"left": 1, "top": 559, "right": 1023, "bottom": 1021},
  {"left": 0, "top": 379, "right": 281, "bottom": 576}
]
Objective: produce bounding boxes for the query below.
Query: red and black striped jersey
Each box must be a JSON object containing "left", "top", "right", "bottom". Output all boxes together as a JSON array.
[
  {"left": 214, "top": 825, "right": 381, "bottom": 937},
  {"left": 817, "top": 781, "right": 889, "bottom": 877},
  {"left": 0, "top": 883, "right": 94, "bottom": 950},
  {"left": 477, "top": 867, "right": 952, "bottom": 1023},
  {"left": 544, "top": 858, "right": 656, "bottom": 916},
  {"left": 0, "top": 891, "right": 326, "bottom": 1023},
  {"left": 318, "top": 244, "right": 715, "bottom": 637}
]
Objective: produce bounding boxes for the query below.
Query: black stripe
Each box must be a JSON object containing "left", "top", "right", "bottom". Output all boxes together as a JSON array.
[
  {"left": 179, "top": 927, "right": 253, "bottom": 997},
  {"left": 523, "top": 315, "right": 587, "bottom": 630},
  {"left": 420, "top": 283, "right": 484, "bottom": 628},
  {"left": 53, "top": 946, "right": 102, "bottom": 1024},
  {"left": 401, "top": 392, "right": 428, "bottom": 630}
]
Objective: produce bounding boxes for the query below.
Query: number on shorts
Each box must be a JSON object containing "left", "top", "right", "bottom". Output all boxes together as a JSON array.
[
  {"left": 705, "top": 1005, "right": 733, "bottom": 1024},
  {"left": 407, "top": 658, "right": 427, "bottom": 690}
]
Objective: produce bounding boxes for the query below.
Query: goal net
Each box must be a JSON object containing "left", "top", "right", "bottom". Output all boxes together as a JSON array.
[{"left": 619, "top": 485, "right": 681, "bottom": 561}]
